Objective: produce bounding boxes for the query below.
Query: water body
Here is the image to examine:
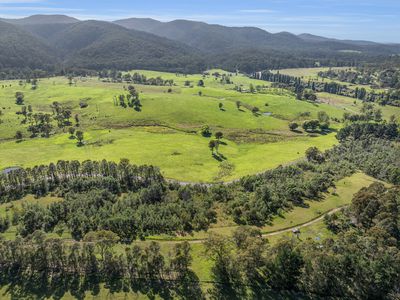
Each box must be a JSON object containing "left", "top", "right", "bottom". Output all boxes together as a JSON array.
[{"left": 263, "top": 112, "right": 273, "bottom": 116}]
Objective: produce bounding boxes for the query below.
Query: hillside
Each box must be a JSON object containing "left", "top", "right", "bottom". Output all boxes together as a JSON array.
[
  {"left": 0, "top": 20, "right": 56, "bottom": 69},
  {"left": 0, "top": 18, "right": 206, "bottom": 73},
  {"left": 115, "top": 18, "right": 309, "bottom": 53},
  {"left": 115, "top": 17, "right": 400, "bottom": 55},
  {"left": 50, "top": 20, "right": 205, "bottom": 72},
  {"left": 0, "top": 14, "right": 400, "bottom": 73}
]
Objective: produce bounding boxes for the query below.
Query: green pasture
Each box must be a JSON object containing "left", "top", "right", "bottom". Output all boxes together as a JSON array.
[
  {"left": 0, "top": 69, "right": 397, "bottom": 182},
  {"left": 0, "top": 69, "right": 400, "bottom": 182},
  {"left": 276, "top": 67, "right": 383, "bottom": 92},
  {"left": 0, "top": 126, "right": 337, "bottom": 182}
]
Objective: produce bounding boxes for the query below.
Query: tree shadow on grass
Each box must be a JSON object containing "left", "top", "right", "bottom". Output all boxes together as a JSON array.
[
  {"left": 0, "top": 272, "right": 204, "bottom": 300},
  {"left": 212, "top": 153, "right": 227, "bottom": 161},
  {"left": 291, "top": 129, "right": 303, "bottom": 134}
]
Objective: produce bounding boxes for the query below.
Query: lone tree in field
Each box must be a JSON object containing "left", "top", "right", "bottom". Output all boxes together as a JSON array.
[
  {"left": 289, "top": 122, "right": 299, "bottom": 131},
  {"left": 236, "top": 101, "right": 241, "bottom": 110},
  {"left": 74, "top": 114, "right": 80, "bottom": 127},
  {"left": 198, "top": 80, "right": 205, "bottom": 87},
  {"left": 219, "top": 103, "right": 224, "bottom": 110},
  {"left": 68, "top": 127, "right": 76, "bottom": 138},
  {"left": 15, "top": 131, "right": 23, "bottom": 141},
  {"left": 215, "top": 132, "right": 223, "bottom": 140},
  {"left": 302, "top": 120, "right": 320, "bottom": 132},
  {"left": 200, "top": 125, "right": 212, "bottom": 137},
  {"left": 252, "top": 106, "right": 260, "bottom": 115},
  {"left": 15, "top": 92, "right": 24, "bottom": 105},
  {"left": 317, "top": 111, "right": 329, "bottom": 123},
  {"left": 209, "top": 140, "right": 217, "bottom": 154},
  {"left": 76, "top": 130, "right": 84, "bottom": 146}
]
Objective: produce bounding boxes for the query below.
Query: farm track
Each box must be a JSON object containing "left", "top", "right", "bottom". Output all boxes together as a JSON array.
[
  {"left": 57, "top": 206, "right": 346, "bottom": 246},
  {"left": 145, "top": 206, "right": 346, "bottom": 244}
]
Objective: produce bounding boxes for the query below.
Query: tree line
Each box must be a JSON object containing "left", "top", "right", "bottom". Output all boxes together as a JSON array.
[
  {"left": 0, "top": 231, "right": 202, "bottom": 299},
  {"left": 253, "top": 70, "right": 400, "bottom": 106},
  {"left": 0, "top": 159, "right": 164, "bottom": 203}
]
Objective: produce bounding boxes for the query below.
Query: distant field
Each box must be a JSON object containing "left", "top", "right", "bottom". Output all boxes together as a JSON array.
[
  {"left": 275, "top": 67, "right": 350, "bottom": 79},
  {"left": 0, "top": 69, "right": 397, "bottom": 182},
  {"left": 317, "top": 92, "right": 400, "bottom": 121},
  {"left": 276, "top": 67, "right": 381, "bottom": 92}
]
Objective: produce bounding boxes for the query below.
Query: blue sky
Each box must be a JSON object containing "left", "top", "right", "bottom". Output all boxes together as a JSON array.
[{"left": 0, "top": 0, "right": 399, "bottom": 42}]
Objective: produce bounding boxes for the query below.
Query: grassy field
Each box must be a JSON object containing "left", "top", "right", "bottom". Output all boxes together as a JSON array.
[
  {"left": 1, "top": 69, "right": 398, "bottom": 183},
  {"left": 276, "top": 67, "right": 382, "bottom": 92},
  {"left": 0, "top": 69, "right": 353, "bottom": 182},
  {"left": 276, "top": 67, "right": 350, "bottom": 79},
  {"left": 0, "top": 67, "right": 397, "bottom": 299},
  {"left": 317, "top": 92, "right": 400, "bottom": 121}
]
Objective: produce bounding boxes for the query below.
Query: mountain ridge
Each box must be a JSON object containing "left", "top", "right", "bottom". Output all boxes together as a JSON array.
[{"left": 1, "top": 14, "right": 399, "bottom": 73}]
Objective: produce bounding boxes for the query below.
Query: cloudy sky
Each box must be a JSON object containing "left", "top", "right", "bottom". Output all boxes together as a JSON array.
[{"left": 0, "top": 0, "right": 399, "bottom": 43}]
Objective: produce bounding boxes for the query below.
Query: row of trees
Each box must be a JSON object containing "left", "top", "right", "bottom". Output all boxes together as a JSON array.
[
  {"left": 0, "top": 231, "right": 202, "bottom": 299},
  {"left": 318, "top": 67, "right": 400, "bottom": 89},
  {"left": 98, "top": 71, "right": 174, "bottom": 86},
  {"left": 253, "top": 70, "right": 400, "bottom": 106},
  {"left": 336, "top": 122, "right": 399, "bottom": 141},
  {"left": 0, "top": 159, "right": 164, "bottom": 202}
]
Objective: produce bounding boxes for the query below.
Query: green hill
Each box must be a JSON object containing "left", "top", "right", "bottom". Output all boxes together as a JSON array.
[
  {"left": 52, "top": 20, "right": 205, "bottom": 72},
  {"left": 0, "top": 20, "right": 57, "bottom": 69}
]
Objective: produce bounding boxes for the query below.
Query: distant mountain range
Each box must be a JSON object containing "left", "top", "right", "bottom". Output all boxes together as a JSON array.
[
  {"left": 114, "top": 18, "right": 400, "bottom": 54},
  {"left": 0, "top": 14, "right": 399, "bottom": 73}
]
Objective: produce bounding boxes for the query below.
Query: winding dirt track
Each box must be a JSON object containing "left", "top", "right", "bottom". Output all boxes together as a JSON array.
[
  {"left": 146, "top": 206, "right": 347, "bottom": 244},
  {"left": 261, "top": 206, "right": 344, "bottom": 237}
]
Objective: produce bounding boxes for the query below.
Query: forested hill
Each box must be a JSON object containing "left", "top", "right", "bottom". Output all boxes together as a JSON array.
[
  {"left": 52, "top": 21, "right": 206, "bottom": 72},
  {"left": 0, "top": 20, "right": 57, "bottom": 69},
  {"left": 115, "top": 17, "right": 400, "bottom": 55},
  {"left": 0, "top": 18, "right": 206, "bottom": 73},
  {"left": 1, "top": 14, "right": 400, "bottom": 73}
]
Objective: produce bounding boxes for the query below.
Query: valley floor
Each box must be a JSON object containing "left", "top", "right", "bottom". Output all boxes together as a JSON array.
[{"left": 1, "top": 69, "right": 398, "bottom": 182}]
